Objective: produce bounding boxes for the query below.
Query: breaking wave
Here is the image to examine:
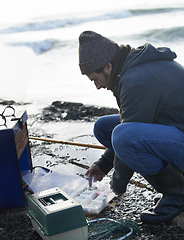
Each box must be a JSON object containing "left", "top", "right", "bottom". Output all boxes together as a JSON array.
[
  {"left": 0, "top": 10, "right": 131, "bottom": 34},
  {"left": 8, "top": 39, "right": 72, "bottom": 54},
  {"left": 0, "top": 6, "right": 184, "bottom": 34},
  {"left": 130, "top": 7, "right": 184, "bottom": 15},
  {"left": 132, "top": 26, "right": 184, "bottom": 42}
]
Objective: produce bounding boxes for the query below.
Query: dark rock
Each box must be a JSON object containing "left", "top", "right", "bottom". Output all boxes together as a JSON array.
[
  {"left": 0, "top": 99, "right": 31, "bottom": 106},
  {"left": 0, "top": 99, "right": 16, "bottom": 105},
  {"left": 41, "top": 101, "right": 119, "bottom": 122}
]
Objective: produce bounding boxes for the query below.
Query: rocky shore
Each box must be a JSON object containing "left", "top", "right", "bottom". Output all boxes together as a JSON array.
[{"left": 1, "top": 100, "right": 184, "bottom": 240}]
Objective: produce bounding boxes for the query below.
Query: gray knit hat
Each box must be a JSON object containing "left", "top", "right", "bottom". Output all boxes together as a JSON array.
[{"left": 78, "top": 31, "right": 119, "bottom": 75}]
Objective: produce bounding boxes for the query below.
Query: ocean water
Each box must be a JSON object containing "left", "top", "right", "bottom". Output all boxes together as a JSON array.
[{"left": 1, "top": 0, "right": 184, "bottom": 113}]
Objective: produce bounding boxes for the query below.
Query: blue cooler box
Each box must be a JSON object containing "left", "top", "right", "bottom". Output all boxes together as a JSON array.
[{"left": 0, "top": 111, "right": 32, "bottom": 208}]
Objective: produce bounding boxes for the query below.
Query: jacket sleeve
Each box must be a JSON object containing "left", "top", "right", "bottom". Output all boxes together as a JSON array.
[
  {"left": 118, "top": 69, "right": 161, "bottom": 123},
  {"left": 95, "top": 148, "right": 114, "bottom": 174},
  {"left": 111, "top": 156, "right": 134, "bottom": 194}
]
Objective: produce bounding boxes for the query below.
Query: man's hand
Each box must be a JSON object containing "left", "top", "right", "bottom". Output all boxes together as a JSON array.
[{"left": 84, "top": 164, "right": 105, "bottom": 187}]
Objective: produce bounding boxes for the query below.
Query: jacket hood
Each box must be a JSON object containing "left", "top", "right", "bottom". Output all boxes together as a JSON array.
[{"left": 118, "top": 43, "right": 177, "bottom": 77}]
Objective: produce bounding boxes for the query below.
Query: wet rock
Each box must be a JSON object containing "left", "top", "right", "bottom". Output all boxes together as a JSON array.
[
  {"left": 0, "top": 99, "right": 30, "bottom": 106},
  {"left": 41, "top": 101, "right": 119, "bottom": 122},
  {"left": 0, "top": 99, "right": 16, "bottom": 105}
]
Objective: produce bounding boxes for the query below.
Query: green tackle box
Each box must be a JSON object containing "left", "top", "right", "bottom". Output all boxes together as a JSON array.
[{"left": 27, "top": 187, "right": 88, "bottom": 240}]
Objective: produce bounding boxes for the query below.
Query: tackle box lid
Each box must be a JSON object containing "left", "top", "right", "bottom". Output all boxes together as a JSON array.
[{"left": 27, "top": 187, "right": 87, "bottom": 236}]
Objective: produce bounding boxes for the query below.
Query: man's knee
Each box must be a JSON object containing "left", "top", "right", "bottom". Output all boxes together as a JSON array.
[
  {"left": 93, "top": 116, "right": 106, "bottom": 138},
  {"left": 94, "top": 114, "right": 120, "bottom": 138},
  {"left": 112, "top": 122, "right": 139, "bottom": 149}
]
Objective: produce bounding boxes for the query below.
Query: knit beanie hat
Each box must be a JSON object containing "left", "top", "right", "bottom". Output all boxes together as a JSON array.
[{"left": 78, "top": 31, "right": 119, "bottom": 75}]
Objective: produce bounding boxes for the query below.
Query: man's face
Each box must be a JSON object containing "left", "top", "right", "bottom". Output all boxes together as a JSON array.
[{"left": 87, "top": 64, "right": 112, "bottom": 91}]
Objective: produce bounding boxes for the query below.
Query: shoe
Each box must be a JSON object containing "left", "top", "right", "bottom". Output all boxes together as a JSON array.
[{"left": 141, "top": 164, "right": 184, "bottom": 224}]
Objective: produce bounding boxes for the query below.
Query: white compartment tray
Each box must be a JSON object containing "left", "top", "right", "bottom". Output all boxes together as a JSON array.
[
  {"left": 23, "top": 168, "right": 115, "bottom": 214},
  {"left": 72, "top": 177, "right": 115, "bottom": 214}
]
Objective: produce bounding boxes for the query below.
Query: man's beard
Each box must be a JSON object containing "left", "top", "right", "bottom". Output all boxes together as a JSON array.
[{"left": 102, "top": 70, "right": 113, "bottom": 91}]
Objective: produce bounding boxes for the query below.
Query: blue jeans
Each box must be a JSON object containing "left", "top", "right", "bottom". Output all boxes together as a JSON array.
[{"left": 93, "top": 114, "right": 184, "bottom": 176}]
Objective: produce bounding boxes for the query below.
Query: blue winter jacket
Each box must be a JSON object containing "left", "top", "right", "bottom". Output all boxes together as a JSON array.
[
  {"left": 95, "top": 43, "right": 184, "bottom": 194},
  {"left": 114, "top": 43, "right": 184, "bottom": 132}
]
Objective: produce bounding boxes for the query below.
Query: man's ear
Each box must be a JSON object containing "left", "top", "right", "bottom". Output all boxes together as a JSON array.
[{"left": 105, "top": 63, "right": 112, "bottom": 72}]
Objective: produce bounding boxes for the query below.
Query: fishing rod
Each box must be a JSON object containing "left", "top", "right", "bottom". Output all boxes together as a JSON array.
[
  {"left": 29, "top": 137, "right": 153, "bottom": 191},
  {"left": 29, "top": 136, "right": 106, "bottom": 150}
]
